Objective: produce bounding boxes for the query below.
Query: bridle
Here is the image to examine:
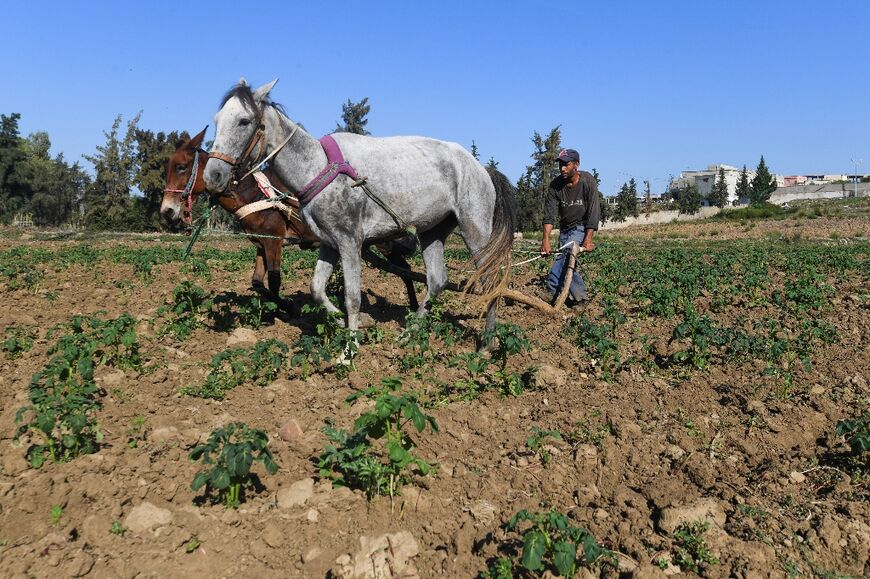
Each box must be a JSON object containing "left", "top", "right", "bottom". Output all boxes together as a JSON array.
[
  {"left": 163, "top": 147, "right": 205, "bottom": 225},
  {"left": 208, "top": 104, "right": 267, "bottom": 187}
]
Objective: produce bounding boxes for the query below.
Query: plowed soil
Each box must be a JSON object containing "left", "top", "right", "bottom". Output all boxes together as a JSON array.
[{"left": 1, "top": 214, "right": 868, "bottom": 578}]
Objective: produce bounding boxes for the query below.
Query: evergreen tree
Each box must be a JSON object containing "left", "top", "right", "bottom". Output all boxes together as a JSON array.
[
  {"left": 514, "top": 126, "right": 561, "bottom": 232},
  {"left": 676, "top": 183, "right": 702, "bottom": 214},
  {"left": 0, "top": 113, "right": 29, "bottom": 221},
  {"left": 470, "top": 140, "right": 480, "bottom": 161},
  {"left": 82, "top": 112, "right": 142, "bottom": 230},
  {"left": 592, "top": 168, "right": 610, "bottom": 225},
  {"left": 485, "top": 157, "right": 499, "bottom": 170},
  {"left": 708, "top": 166, "right": 729, "bottom": 208},
  {"left": 614, "top": 178, "right": 639, "bottom": 222},
  {"left": 22, "top": 132, "right": 89, "bottom": 227},
  {"left": 134, "top": 128, "right": 189, "bottom": 230},
  {"left": 749, "top": 155, "right": 776, "bottom": 206},
  {"left": 335, "top": 97, "right": 371, "bottom": 135},
  {"left": 734, "top": 165, "right": 750, "bottom": 206},
  {"left": 644, "top": 179, "right": 652, "bottom": 218}
]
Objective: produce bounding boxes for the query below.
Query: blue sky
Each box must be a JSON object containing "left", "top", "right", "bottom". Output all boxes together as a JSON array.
[{"left": 3, "top": 1, "right": 868, "bottom": 195}]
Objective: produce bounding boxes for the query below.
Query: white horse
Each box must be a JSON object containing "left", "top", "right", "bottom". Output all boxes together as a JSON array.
[{"left": 203, "top": 79, "right": 514, "bottom": 340}]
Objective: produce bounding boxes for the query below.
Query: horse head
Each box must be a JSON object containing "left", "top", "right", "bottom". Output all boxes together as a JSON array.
[
  {"left": 162, "top": 126, "right": 208, "bottom": 226},
  {"left": 204, "top": 78, "right": 278, "bottom": 193}
]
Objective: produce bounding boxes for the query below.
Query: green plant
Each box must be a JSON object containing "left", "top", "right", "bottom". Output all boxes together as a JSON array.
[
  {"left": 318, "top": 377, "right": 438, "bottom": 500},
  {"left": 490, "top": 509, "right": 607, "bottom": 577},
  {"left": 397, "top": 298, "right": 464, "bottom": 370},
  {"left": 158, "top": 281, "right": 213, "bottom": 341},
  {"left": 185, "top": 536, "right": 202, "bottom": 553},
  {"left": 2, "top": 324, "right": 37, "bottom": 358},
  {"left": 109, "top": 519, "right": 127, "bottom": 536},
  {"left": 211, "top": 293, "right": 279, "bottom": 329},
  {"left": 181, "top": 339, "right": 288, "bottom": 400},
  {"left": 837, "top": 413, "right": 870, "bottom": 460},
  {"left": 189, "top": 422, "right": 278, "bottom": 508},
  {"left": 672, "top": 521, "right": 719, "bottom": 573},
  {"left": 49, "top": 505, "right": 63, "bottom": 526},
  {"left": 127, "top": 415, "right": 146, "bottom": 449},
  {"left": 290, "top": 305, "right": 360, "bottom": 379},
  {"left": 526, "top": 427, "right": 562, "bottom": 465},
  {"left": 12, "top": 314, "right": 138, "bottom": 466}
]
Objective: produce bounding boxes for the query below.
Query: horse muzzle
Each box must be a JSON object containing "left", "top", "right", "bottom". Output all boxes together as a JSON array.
[{"left": 204, "top": 157, "right": 232, "bottom": 193}]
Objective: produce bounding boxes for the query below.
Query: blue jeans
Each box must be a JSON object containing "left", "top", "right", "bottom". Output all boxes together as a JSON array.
[{"left": 547, "top": 225, "right": 588, "bottom": 301}]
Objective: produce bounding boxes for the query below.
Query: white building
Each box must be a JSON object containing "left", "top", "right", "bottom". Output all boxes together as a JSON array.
[{"left": 671, "top": 164, "right": 756, "bottom": 205}]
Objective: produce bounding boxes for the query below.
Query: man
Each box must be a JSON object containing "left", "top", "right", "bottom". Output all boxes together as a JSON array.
[{"left": 540, "top": 148, "right": 600, "bottom": 304}]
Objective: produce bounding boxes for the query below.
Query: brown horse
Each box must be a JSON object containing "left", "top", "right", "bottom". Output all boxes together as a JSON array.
[{"left": 161, "top": 127, "right": 419, "bottom": 312}]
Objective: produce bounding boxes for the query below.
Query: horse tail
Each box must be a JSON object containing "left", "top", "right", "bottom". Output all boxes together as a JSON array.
[{"left": 464, "top": 166, "right": 517, "bottom": 306}]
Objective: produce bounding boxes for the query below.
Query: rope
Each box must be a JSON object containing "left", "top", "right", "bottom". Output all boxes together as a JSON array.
[{"left": 182, "top": 197, "right": 216, "bottom": 259}]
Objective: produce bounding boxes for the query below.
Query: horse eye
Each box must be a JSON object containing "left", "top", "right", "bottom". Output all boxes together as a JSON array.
[
  {"left": 239, "top": 118, "right": 251, "bottom": 127},
  {"left": 176, "top": 164, "right": 187, "bottom": 173}
]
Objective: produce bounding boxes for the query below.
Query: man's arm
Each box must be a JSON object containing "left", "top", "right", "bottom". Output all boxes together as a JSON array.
[
  {"left": 541, "top": 186, "right": 559, "bottom": 255},
  {"left": 541, "top": 223, "right": 553, "bottom": 255},
  {"left": 582, "top": 173, "right": 600, "bottom": 251}
]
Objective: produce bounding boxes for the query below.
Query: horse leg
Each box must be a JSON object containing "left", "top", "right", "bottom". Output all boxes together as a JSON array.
[
  {"left": 385, "top": 247, "right": 419, "bottom": 311},
  {"left": 311, "top": 245, "right": 343, "bottom": 317},
  {"left": 455, "top": 218, "right": 499, "bottom": 349},
  {"left": 263, "top": 238, "right": 293, "bottom": 313},
  {"left": 251, "top": 243, "right": 267, "bottom": 291},
  {"left": 339, "top": 248, "right": 363, "bottom": 331},
  {"left": 417, "top": 223, "right": 453, "bottom": 315}
]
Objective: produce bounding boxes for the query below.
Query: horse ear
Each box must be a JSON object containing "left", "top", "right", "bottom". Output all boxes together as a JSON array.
[
  {"left": 253, "top": 79, "right": 279, "bottom": 103},
  {"left": 239, "top": 76, "right": 248, "bottom": 87},
  {"left": 190, "top": 126, "right": 208, "bottom": 149}
]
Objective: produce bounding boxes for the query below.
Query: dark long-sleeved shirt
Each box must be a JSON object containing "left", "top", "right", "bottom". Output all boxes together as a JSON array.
[{"left": 543, "top": 170, "right": 601, "bottom": 231}]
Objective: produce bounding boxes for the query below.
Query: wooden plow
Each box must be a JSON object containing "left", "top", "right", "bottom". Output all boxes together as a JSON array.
[{"left": 362, "top": 242, "right": 584, "bottom": 315}]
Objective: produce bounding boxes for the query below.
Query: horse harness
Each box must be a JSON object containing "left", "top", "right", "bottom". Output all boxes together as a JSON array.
[{"left": 208, "top": 113, "right": 415, "bottom": 238}]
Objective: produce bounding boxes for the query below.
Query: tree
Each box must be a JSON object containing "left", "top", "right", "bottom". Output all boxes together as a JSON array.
[
  {"left": 514, "top": 126, "right": 561, "bottom": 232},
  {"left": 485, "top": 157, "right": 499, "bottom": 170},
  {"left": 82, "top": 112, "right": 142, "bottom": 230},
  {"left": 749, "top": 155, "right": 776, "bottom": 206},
  {"left": 335, "top": 97, "right": 371, "bottom": 135},
  {"left": 676, "top": 183, "right": 702, "bottom": 214},
  {"left": 708, "top": 167, "right": 729, "bottom": 208},
  {"left": 0, "top": 113, "right": 29, "bottom": 221},
  {"left": 592, "top": 168, "right": 610, "bottom": 225},
  {"left": 134, "top": 128, "right": 190, "bottom": 230},
  {"left": 643, "top": 179, "right": 652, "bottom": 218},
  {"left": 470, "top": 140, "right": 480, "bottom": 161},
  {"left": 613, "top": 178, "right": 639, "bottom": 222},
  {"left": 734, "top": 165, "right": 750, "bottom": 206}
]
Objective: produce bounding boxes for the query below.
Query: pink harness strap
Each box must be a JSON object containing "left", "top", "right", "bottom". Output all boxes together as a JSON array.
[{"left": 296, "top": 135, "right": 360, "bottom": 206}]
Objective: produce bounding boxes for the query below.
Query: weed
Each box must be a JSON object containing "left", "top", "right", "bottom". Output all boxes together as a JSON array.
[
  {"left": 189, "top": 422, "right": 278, "bottom": 508},
  {"left": 526, "top": 427, "right": 562, "bottom": 465},
  {"left": 49, "top": 505, "right": 63, "bottom": 526},
  {"left": 211, "top": 293, "right": 278, "bottom": 330},
  {"left": 109, "top": 520, "right": 127, "bottom": 536},
  {"left": 318, "top": 377, "right": 438, "bottom": 500},
  {"left": 127, "top": 416, "right": 146, "bottom": 449},
  {"left": 185, "top": 536, "right": 202, "bottom": 553},
  {"left": 672, "top": 521, "right": 719, "bottom": 573}
]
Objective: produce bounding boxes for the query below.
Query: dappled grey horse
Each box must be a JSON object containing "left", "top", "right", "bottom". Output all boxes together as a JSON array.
[{"left": 203, "top": 79, "right": 515, "bottom": 338}]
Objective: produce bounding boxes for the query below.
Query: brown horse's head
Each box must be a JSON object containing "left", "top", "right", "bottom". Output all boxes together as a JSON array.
[{"left": 162, "top": 126, "right": 208, "bottom": 226}]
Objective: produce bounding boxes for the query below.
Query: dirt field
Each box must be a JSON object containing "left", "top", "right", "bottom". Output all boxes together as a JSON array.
[{"left": 0, "top": 212, "right": 868, "bottom": 578}]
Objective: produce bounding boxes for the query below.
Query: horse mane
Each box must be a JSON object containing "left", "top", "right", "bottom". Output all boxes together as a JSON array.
[{"left": 219, "top": 83, "right": 287, "bottom": 117}]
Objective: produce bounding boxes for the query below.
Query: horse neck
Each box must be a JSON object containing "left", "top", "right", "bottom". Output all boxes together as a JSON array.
[{"left": 264, "top": 107, "right": 326, "bottom": 194}]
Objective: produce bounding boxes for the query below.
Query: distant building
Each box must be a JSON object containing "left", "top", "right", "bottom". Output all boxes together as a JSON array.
[{"left": 670, "top": 164, "right": 754, "bottom": 205}]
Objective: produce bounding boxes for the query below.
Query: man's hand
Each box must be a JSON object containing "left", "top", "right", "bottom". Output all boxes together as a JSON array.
[
  {"left": 540, "top": 238, "right": 551, "bottom": 256},
  {"left": 581, "top": 240, "right": 595, "bottom": 252}
]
